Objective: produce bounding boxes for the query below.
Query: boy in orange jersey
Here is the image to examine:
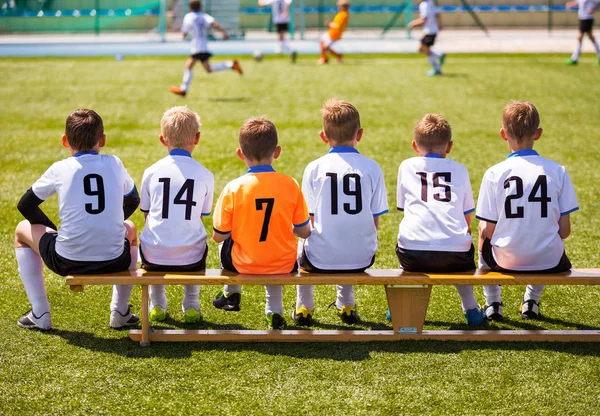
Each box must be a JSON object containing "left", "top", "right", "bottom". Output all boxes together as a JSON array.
[
  {"left": 318, "top": 0, "right": 350, "bottom": 64},
  {"left": 212, "top": 117, "right": 311, "bottom": 329}
]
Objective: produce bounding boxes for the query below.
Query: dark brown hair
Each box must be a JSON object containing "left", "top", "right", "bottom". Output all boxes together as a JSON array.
[
  {"left": 190, "top": 0, "right": 201, "bottom": 11},
  {"left": 239, "top": 117, "right": 278, "bottom": 161},
  {"left": 65, "top": 109, "right": 104, "bottom": 151}
]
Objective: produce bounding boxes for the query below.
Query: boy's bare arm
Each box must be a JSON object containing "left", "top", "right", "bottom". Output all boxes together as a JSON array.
[
  {"left": 213, "top": 230, "right": 231, "bottom": 243},
  {"left": 436, "top": 14, "right": 442, "bottom": 31},
  {"left": 558, "top": 215, "right": 571, "bottom": 239},
  {"left": 464, "top": 212, "right": 472, "bottom": 235},
  {"left": 211, "top": 22, "right": 229, "bottom": 40},
  {"left": 17, "top": 188, "right": 57, "bottom": 230},
  {"left": 373, "top": 216, "right": 380, "bottom": 230},
  {"left": 565, "top": 0, "right": 577, "bottom": 8},
  {"left": 407, "top": 17, "right": 425, "bottom": 30},
  {"left": 294, "top": 223, "right": 311, "bottom": 239},
  {"left": 483, "top": 221, "right": 496, "bottom": 240}
]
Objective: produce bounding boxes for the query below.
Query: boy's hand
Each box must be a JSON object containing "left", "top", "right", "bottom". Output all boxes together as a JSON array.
[{"left": 222, "top": 32, "right": 230, "bottom": 41}]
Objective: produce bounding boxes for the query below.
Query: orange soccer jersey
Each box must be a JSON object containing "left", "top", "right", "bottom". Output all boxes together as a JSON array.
[
  {"left": 328, "top": 10, "right": 348, "bottom": 41},
  {"left": 213, "top": 165, "right": 310, "bottom": 274}
]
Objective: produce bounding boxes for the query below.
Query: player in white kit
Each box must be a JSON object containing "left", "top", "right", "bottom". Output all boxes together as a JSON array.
[
  {"left": 396, "top": 114, "right": 485, "bottom": 326},
  {"left": 170, "top": 0, "right": 243, "bottom": 97},
  {"left": 14, "top": 109, "right": 140, "bottom": 330},
  {"left": 565, "top": 0, "right": 600, "bottom": 65},
  {"left": 476, "top": 101, "right": 578, "bottom": 321},
  {"left": 293, "top": 99, "right": 388, "bottom": 326},
  {"left": 139, "top": 106, "right": 214, "bottom": 324},
  {"left": 407, "top": 0, "right": 446, "bottom": 76},
  {"left": 259, "top": 0, "right": 296, "bottom": 60}
]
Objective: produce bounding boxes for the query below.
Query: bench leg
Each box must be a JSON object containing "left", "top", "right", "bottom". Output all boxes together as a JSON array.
[
  {"left": 385, "top": 285, "right": 432, "bottom": 334},
  {"left": 140, "top": 284, "right": 150, "bottom": 347}
]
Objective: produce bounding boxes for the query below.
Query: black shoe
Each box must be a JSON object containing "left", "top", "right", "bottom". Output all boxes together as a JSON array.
[
  {"left": 483, "top": 302, "right": 504, "bottom": 321},
  {"left": 291, "top": 51, "right": 297, "bottom": 64},
  {"left": 267, "top": 313, "right": 286, "bottom": 330},
  {"left": 212, "top": 290, "right": 241, "bottom": 311},
  {"left": 291, "top": 305, "right": 313, "bottom": 326},
  {"left": 520, "top": 299, "right": 541, "bottom": 319},
  {"left": 110, "top": 305, "right": 140, "bottom": 329},
  {"left": 329, "top": 302, "right": 360, "bottom": 325}
]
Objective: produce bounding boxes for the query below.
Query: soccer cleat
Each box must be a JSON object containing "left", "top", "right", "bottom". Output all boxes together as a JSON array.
[
  {"left": 291, "top": 305, "right": 313, "bottom": 326},
  {"left": 565, "top": 59, "right": 578, "bottom": 65},
  {"left": 427, "top": 69, "right": 442, "bottom": 76},
  {"left": 317, "top": 58, "right": 329, "bottom": 65},
  {"left": 439, "top": 53, "right": 446, "bottom": 67},
  {"left": 483, "top": 302, "right": 503, "bottom": 321},
  {"left": 337, "top": 304, "right": 360, "bottom": 325},
  {"left": 212, "top": 290, "right": 241, "bottom": 311},
  {"left": 464, "top": 306, "right": 486, "bottom": 326},
  {"left": 110, "top": 306, "right": 140, "bottom": 329},
  {"left": 149, "top": 305, "right": 167, "bottom": 322},
  {"left": 183, "top": 306, "right": 202, "bottom": 324},
  {"left": 170, "top": 86, "right": 186, "bottom": 96},
  {"left": 232, "top": 59, "right": 243, "bottom": 75},
  {"left": 520, "top": 299, "right": 541, "bottom": 320},
  {"left": 291, "top": 51, "right": 297, "bottom": 64},
  {"left": 17, "top": 309, "right": 52, "bottom": 331},
  {"left": 267, "top": 312, "right": 286, "bottom": 330}
]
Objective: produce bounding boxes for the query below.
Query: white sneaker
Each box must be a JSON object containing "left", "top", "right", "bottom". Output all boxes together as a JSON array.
[
  {"left": 110, "top": 306, "right": 140, "bottom": 329},
  {"left": 17, "top": 309, "right": 52, "bottom": 330}
]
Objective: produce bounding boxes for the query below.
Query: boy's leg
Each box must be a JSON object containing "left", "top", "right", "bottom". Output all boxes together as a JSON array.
[
  {"left": 265, "top": 285, "right": 286, "bottom": 329},
  {"left": 182, "top": 285, "right": 201, "bottom": 313},
  {"left": 336, "top": 285, "right": 354, "bottom": 310},
  {"left": 149, "top": 285, "right": 168, "bottom": 321},
  {"left": 588, "top": 31, "right": 600, "bottom": 60},
  {"left": 279, "top": 30, "right": 291, "bottom": 54},
  {"left": 478, "top": 221, "right": 503, "bottom": 320},
  {"left": 568, "top": 32, "right": 584, "bottom": 64},
  {"left": 203, "top": 58, "right": 243, "bottom": 75},
  {"left": 174, "top": 57, "right": 196, "bottom": 95},
  {"left": 424, "top": 46, "right": 441, "bottom": 73},
  {"left": 110, "top": 221, "right": 138, "bottom": 317},
  {"left": 15, "top": 220, "right": 53, "bottom": 329},
  {"left": 214, "top": 238, "right": 242, "bottom": 311},
  {"left": 318, "top": 36, "right": 329, "bottom": 64}
]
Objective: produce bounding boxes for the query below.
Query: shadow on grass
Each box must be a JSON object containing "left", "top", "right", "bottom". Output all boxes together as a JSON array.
[{"left": 207, "top": 97, "right": 251, "bottom": 103}]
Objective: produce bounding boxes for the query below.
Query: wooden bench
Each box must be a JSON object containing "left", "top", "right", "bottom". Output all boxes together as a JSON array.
[{"left": 66, "top": 268, "right": 600, "bottom": 345}]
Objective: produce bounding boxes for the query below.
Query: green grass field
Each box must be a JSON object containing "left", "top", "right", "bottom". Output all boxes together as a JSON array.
[{"left": 1, "top": 54, "right": 599, "bottom": 415}]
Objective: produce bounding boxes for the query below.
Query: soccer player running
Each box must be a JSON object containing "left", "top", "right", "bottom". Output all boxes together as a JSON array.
[
  {"left": 170, "top": 0, "right": 243, "bottom": 97},
  {"left": 407, "top": 0, "right": 446, "bottom": 76},
  {"left": 565, "top": 0, "right": 600, "bottom": 65},
  {"left": 258, "top": 0, "right": 297, "bottom": 61}
]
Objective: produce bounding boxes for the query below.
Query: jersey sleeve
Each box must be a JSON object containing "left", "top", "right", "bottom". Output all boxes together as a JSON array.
[
  {"left": 293, "top": 183, "right": 310, "bottom": 227},
  {"left": 301, "top": 165, "right": 316, "bottom": 215},
  {"left": 462, "top": 169, "right": 475, "bottom": 215},
  {"left": 396, "top": 164, "right": 405, "bottom": 211},
  {"left": 419, "top": 2, "right": 427, "bottom": 18},
  {"left": 212, "top": 184, "right": 233, "bottom": 234},
  {"left": 204, "top": 13, "right": 215, "bottom": 26},
  {"left": 181, "top": 13, "right": 192, "bottom": 34},
  {"left": 559, "top": 168, "right": 579, "bottom": 215},
  {"left": 371, "top": 168, "right": 389, "bottom": 217},
  {"left": 31, "top": 163, "right": 58, "bottom": 201},
  {"left": 475, "top": 171, "right": 498, "bottom": 223},
  {"left": 115, "top": 156, "right": 135, "bottom": 195},
  {"left": 202, "top": 173, "right": 215, "bottom": 216},
  {"left": 139, "top": 170, "right": 151, "bottom": 213}
]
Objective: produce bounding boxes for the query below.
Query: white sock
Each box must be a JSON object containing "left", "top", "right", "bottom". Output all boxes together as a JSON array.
[
  {"left": 593, "top": 40, "right": 600, "bottom": 57},
  {"left": 454, "top": 285, "right": 479, "bottom": 311},
  {"left": 149, "top": 285, "right": 167, "bottom": 310},
  {"left": 296, "top": 285, "right": 314, "bottom": 310},
  {"left": 16, "top": 247, "right": 50, "bottom": 316},
  {"left": 427, "top": 54, "right": 440, "bottom": 71},
  {"left": 478, "top": 251, "right": 490, "bottom": 270},
  {"left": 571, "top": 43, "right": 582, "bottom": 61},
  {"left": 224, "top": 285, "right": 241, "bottom": 296},
  {"left": 210, "top": 62, "right": 233, "bottom": 72},
  {"left": 336, "top": 284, "right": 354, "bottom": 309},
  {"left": 281, "top": 39, "right": 291, "bottom": 53},
  {"left": 524, "top": 285, "right": 544, "bottom": 303},
  {"left": 129, "top": 245, "right": 138, "bottom": 270},
  {"left": 182, "top": 285, "right": 200, "bottom": 312},
  {"left": 430, "top": 49, "right": 441, "bottom": 59},
  {"left": 111, "top": 285, "right": 133, "bottom": 314},
  {"left": 265, "top": 285, "right": 283, "bottom": 315},
  {"left": 483, "top": 285, "right": 502, "bottom": 305},
  {"left": 181, "top": 68, "right": 193, "bottom": 91}
]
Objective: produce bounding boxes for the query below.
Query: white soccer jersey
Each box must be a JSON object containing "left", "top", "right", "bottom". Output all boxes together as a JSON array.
[
  {"left": 577, "top": 0, "right": 598, "bottom": 20},
  {"left": 264, "top": 0, "right": 292, "bottom": 24},
  {"left": 476, "top": 149, "right": 578, "bottom": 271},
  {"left": 302, "top": 146, "right": 388, "bottom": 270},
  {"left": 397, "top": 154, "right": 474, "bottom": 252},
  {"left": 31, "top": 151, "right": 135, "bottom": 261},
  {"left": 419, "top": 0, "right": 439, "bottom": 35},
  {"left": 182, "top": 11, "right": 215, "bottom": 54},
  {"left": 140, "top": 149, "right": 214, "bottom": 266}
]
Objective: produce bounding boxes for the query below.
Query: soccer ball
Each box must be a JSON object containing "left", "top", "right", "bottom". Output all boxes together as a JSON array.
[{"left": 253, "top": 50, "right": 264, "bottom": 62}]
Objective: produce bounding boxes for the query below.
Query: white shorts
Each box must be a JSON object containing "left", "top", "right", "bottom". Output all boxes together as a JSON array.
[{"left": 321, "top": 34, "right": 337, "bottom": 49}]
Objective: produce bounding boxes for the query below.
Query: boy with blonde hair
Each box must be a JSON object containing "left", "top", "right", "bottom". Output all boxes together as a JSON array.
[
  {"left": 15, "top": 109, "right": 140, "bottom": 330},
  {"left": 396, "top": 114, "right": 484, "bottom": 326},
  {"left": 139, "top": 106, "right": 214, "bottom": 324},
  {"left": 318, "top": 0, "right": 350, "bottom": 65},
  {"left": 293, "top": 99, "right": 388, "bottom": 326},
  {"left": 212, "top": 117, "right": 311, "bottom": 329},
  {"left": 477, "top": 101, "right": 578, "bottom": 321}
]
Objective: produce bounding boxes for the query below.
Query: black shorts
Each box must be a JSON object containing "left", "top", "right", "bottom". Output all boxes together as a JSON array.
[
  {"left": 191, "top": 52, "right": 213, "bottom": 62},
  {"left": 300, "top": 246, "right": 374, "bottom": 274},
  {"left": 481, "top": 238, "right": 572, "bottom": 274},
  {"left": 140, "top": 243, "right": 208, "bottom": 272},
  {"left": 39, "top": 231, "right": 131, "bottom": 277},
  {"left": 220, "top": 237, "right": 297, "bottom": 274},
  {"left": 579, "top": 19, "right": 594, "bottom": 34},
  {"left": 421, "top": 34, "right": 437, "bottom": 47},
  {"left": 396, "top": 244, "right": 475, "bottom": 273},
  {"left": 276, "top": 23, "right": 289, "bottom": 33}
]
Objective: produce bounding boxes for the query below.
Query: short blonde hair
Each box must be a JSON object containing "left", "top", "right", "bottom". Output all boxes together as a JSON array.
[
  {"left": 414, "top": 114, "right": 452, "bottom": 151},
  {"left": 502, "top": 101, "right": 540, "bottom": 143},
  {"left": 321, "top": 98, "right": 361, "bottom": 144},
  {"left": 239, "top": 117, "right": 278, "bottom": 161},
  {"left": 160, "top": 106, "right": 201, "bottom": 148}
]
